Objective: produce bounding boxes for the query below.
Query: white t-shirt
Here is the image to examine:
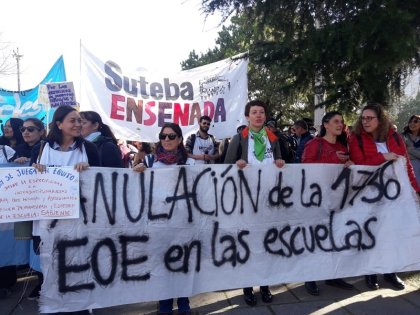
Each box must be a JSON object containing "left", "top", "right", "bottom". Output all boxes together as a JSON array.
[
  {"left": 375, "top": 142, "right": 389, "bottom": 154},
  {"left": 0, "top": 145, "right": 16, "bottom": 163},
  {"left": 191, "top": 135, "right": 217, "bottom": 165},
  {"left": 39, "top": 142, "right": 88, "bottom": 166},
  {"left": 247, "top": 134, "right": 274, "bottom": 165}
]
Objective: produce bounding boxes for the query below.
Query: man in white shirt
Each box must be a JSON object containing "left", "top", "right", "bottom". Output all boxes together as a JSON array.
[{"left": 185, "top": 116, "right": 219, "bottom": 164}]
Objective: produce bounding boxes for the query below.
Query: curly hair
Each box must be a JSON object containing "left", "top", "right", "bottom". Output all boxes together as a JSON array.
[
  {"left": 353, "top": 102, "right": 391, "bottom": 142},
  {"left": 244, "top": 100, "right": 267, "bottom": 117}
]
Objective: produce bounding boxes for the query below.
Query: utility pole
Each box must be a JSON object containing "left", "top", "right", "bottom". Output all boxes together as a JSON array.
[{"left": 12, "top": 48, "right": 23, "bottom": 92}]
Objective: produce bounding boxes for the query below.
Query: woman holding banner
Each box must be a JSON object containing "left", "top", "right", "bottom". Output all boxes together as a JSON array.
[
  {"left": 12, "top": 118, "right": 46, "bottom": 300},
  {"left": 349, "top": 103, "right": 420, "bottom": 291},
  {"left": 301, "top": 111, "right": 355, "bottom": 295},
  {"left": 80, "top": 110, "right": 123, "bottom": 168},
  {"left": 224, "top": 100, "right": 285, "bottom": 306},
  {"left": 32, "top": 105, "right": 99, "bottom": 314},
  {"left": 133, "top": 122, "right": 191, "bottom": 315}
]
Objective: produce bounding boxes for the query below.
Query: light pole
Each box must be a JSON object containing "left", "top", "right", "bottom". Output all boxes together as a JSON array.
[{"left": 12, "top": 48, "right": 23, "bottom": 92}]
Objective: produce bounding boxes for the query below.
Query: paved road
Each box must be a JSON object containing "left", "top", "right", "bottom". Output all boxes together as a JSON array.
[{"left": 2, "top": 272, "right": 420, "bottom": 314}]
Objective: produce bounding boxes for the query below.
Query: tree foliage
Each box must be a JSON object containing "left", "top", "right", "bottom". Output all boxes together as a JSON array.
[
  {"left": 182, "top": 0, "right": 420, "bottom": 121},
  {"left": 0, "top": 35, "right": 15, "bottom": 78},
  {"left": 391, "top": 93, "right": 420, "bottom": 131}
]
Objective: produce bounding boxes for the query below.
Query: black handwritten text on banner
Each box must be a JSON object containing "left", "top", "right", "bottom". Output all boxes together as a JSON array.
[{"left": 38, "top": 159, "right": 420, "bottom": 312}]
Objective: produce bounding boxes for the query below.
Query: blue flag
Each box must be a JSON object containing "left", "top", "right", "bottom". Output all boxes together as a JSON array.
[{"left": 0, "top": 56, "right": 66, "bottom": 135}]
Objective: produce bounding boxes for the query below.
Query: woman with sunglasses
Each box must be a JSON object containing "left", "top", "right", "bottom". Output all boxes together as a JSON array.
[
  {"left": 349, "top": 103, "right": 420, "bottom": 291},
  {"left": 31, "top": 106, "right": 99, "bottom": 315},
  {"left": 402, "top": 115, "right": 420, "bottom": 187},
  {"left": 133, "top": 122, "right": 191, "bottom": 315},
  {"left": 301, "top": 111, "right": 355, "bottom": 295},
  {"left": 80, "top": 111, "right": 123, "bottom": 168},
  {"left": 14, "top": 118, "right": 46, "bottom": 164},
  {"left": 11, "top": 118, "right": 46, "bottom": 300}
]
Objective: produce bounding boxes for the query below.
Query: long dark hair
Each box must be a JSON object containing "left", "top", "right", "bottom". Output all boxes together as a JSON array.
[
  {"left": 155, "top": 122, "right": 188, "bottom": 165},
  {"left": 47, "top": 106, "right": 84, "bottom": 149},
  {"left": 403, "top": 115, "right": 420, "bottom": 136},
  {"left": 353, "top": 102, "right": 391, "bottom": 141},
  {"left": 80, "top": 111, "right": 118, "bottom": 144},
  {"left": 319, "top": 111, "right": 348, "bottom": 147},
  {"left": 0, "top": 118, "right": 24, "bottom": 147}
]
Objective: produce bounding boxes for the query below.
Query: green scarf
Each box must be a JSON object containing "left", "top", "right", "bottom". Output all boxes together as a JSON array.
[{"left": 250, "top": 128, "right": 267, "bottom": 161}]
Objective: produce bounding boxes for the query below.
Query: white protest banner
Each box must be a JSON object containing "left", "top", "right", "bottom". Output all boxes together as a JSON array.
[
  {"left": 38, "top": 159, "right": 420, "bottom": 313},
  {"left": 0, "top": 167, "right": 79, "bottom": 223},
  {"left": 80, "top": 46, "right": 248, "bottom": 142}
]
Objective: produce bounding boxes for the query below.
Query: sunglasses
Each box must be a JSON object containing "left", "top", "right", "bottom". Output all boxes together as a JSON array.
[
  {"left": 20, "top": 126, "right": 41, "bottom": 133},
  {"left": 409, "top": 119, "right": 419, "bottom": 124},
  {"left": 159, "top": 133, "right": 178, "bottom": 140}
]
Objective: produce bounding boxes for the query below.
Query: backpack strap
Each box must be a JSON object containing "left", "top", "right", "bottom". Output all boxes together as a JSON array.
[
  {"left": 210, "top": 134, "right": 217, "bottom": 146},
  {"left": 392, "top": 132, "right": 400, "bottom": 146},
  {"left": 356, "top": 134, "right": 364, "bottom": 153},
  {"left": 1, "top": 145, "right": 7, "bottom": 161},
  {"left": 316, "top": 138, "right": 324, "bottom": 161},
  {"left": 189, "top": 134, "right": 196, "bottom": 151}
]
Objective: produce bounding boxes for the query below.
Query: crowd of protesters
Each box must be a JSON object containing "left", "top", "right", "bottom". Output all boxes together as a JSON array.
[{"left": 0, "top": 101, "right": 419, "bottom": 314}]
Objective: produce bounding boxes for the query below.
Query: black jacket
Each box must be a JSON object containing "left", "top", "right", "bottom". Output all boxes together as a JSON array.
[
  {"left": 93, "top": 135, "right": 123, "bottom": 168},
  {"left": 15, "top": 142, "right": 40, "bottom": 159}
]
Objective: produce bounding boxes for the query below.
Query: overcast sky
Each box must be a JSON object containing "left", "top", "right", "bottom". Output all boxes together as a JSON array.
[{"left": 0, "top": 0, "right": 223, "bottom": 91}]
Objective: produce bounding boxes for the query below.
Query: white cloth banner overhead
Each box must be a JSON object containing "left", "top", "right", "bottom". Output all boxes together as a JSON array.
[
  {"left": 39, "top": 159, "right": 420, "bottom": 313},
  {"left": 80, "top": 46, "right": 248, "bottom": 142}
]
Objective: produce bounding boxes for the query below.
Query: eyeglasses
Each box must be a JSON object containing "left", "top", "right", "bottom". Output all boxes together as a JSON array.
[
  {"left": 201, "top": 121, "right": 211, "bottom": 126},
  {"left": 409, "top": 119, "right": 419, "bottom": 124},
  {"left": 361, "top": 116, "right": 377, "bottom": 122},
  {"left": 20, "top": 126, "right": 41, "bottom": 133},
  {"left": 159, "top": 133, "right": 178, "bottom": 140}
]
